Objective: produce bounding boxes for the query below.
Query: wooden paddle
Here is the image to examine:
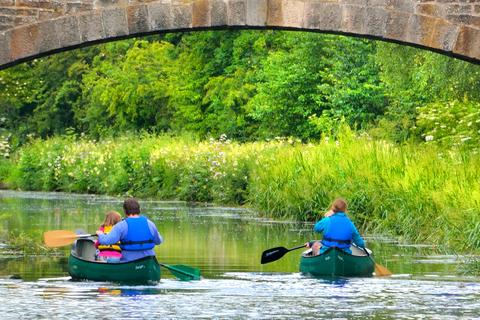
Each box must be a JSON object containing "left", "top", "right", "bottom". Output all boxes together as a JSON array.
[
  {"left": 363, "top": 247, "right": 392, "bottom": 276},
  {"left": 43, "top": 230, "right": 95, "bottom": 248},
  {"left": 43, "top": 230, "right": 201, "bottom": 281},
  {"left": 261, "top": 244, "right": 306, "bottom": 264}
]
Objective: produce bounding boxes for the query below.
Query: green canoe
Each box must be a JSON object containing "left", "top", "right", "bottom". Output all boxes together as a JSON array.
[
  {"left": 68, "top": 238, "right": 160, "bottom": 284},
  {"left": 300, "top": 246, "right": 374, "bottom": 277}
]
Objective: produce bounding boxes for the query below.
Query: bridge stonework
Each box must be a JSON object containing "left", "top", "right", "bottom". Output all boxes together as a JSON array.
[{"left": 0, "top": 0, "right": 479, "bottom": 69}]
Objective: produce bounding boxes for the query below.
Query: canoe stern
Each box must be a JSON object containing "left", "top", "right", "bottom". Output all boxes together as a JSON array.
[
  {"left": 68, "top": 255, "right": 161, "bottom": 284},
  {"left": 300, "top": 248, "right": 374, "bottom": 277}
]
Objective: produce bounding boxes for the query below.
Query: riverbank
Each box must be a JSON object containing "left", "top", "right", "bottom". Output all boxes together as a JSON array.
[{"left": 0, "top": 133, "right": 479, "bottom": 250}]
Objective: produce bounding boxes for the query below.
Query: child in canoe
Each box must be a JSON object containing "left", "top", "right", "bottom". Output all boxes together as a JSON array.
[
  {"left": 95, "top": 211, "right": 123, "bottom": 263},
  {"left": 305, "top": 198, "right": 365, "bottom": 255}
]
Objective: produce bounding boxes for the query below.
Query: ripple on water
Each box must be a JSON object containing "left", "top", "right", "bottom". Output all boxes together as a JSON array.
[{"left": 1, "top": 273, "right": 480, "bottom": 319}]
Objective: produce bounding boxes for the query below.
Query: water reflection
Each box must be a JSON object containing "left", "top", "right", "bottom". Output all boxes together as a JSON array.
[{"left": 1, "top": 190, "right": 480, "bottom": 319}]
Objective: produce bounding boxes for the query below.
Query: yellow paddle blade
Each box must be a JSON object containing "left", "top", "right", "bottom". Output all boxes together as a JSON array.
[
  {"left": 43, "top": 230, "right": 82, "bottom": 248},
  {"left": 375, "top": 263, "right": 392, "bottom": 276}
]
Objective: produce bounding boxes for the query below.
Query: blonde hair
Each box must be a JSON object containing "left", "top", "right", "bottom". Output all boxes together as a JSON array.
[
  {"left": 330, "top": 198, "right": 348, "bottom": 213},
  {"left": 103, "top": 211, "right": 122, "bottom": 226}
]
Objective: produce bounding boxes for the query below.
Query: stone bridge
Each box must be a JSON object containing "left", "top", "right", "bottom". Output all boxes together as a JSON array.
[{"left": 0, "top": 0, "right": 479, "bottom": 70}]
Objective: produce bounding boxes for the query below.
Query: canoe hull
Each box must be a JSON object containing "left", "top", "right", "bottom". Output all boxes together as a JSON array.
[
  {"left": 300, "top": 247, "right": 374, "bottom": 277},
  {"left": 68, "top": 255, "right": 161, "bottom": 284}
]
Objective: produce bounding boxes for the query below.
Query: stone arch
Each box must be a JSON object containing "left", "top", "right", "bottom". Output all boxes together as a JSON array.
[{"left": 0, "top": 0, "right": 479, "bottom": 70}]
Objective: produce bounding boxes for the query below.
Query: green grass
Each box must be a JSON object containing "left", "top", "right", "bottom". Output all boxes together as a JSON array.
[{"left": 2, "top": 133, "right": 480, "bottom": 251}]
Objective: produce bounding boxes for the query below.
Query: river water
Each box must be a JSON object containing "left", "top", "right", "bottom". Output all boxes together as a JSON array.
[{"left": 0, "top": 190, "right": 479, "bottom": 319}]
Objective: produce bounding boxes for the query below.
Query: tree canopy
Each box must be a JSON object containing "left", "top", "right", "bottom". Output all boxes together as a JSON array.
[{"left": 0, "top": 30, "right": 479, "bottom": 149}]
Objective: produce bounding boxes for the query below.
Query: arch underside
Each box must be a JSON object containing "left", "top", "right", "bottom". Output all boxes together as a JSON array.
[{"left": 0, "top": 0, "right": 478, "bottom": 70}]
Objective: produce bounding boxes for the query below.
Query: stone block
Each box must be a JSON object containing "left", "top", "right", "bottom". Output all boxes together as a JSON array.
[
  {"left": 246, "top": 0, "right": 267, "bottom": 26},
  {"left": 93, "top": 0, "right": 128, "bottom": 10},
  {"left": 66, "top": 2, "right": 95, "bottom": 15},
  {"left": 0, "top": 15, "right": 14, "bottom": 25},
  {"left": 103, "top": 8, "right": 129, "bottom": 37},
  {"left": 340, "top": 0, "right": 369, "bottom": 5},
  {"left": 342, "top": 5, "right": 366, "bottom": 34},
  {"left": 453, "top": 26, "right": 480, "bottom": 60},
  {"left": 0, "top": 7, "right": 38, "bottom": 17},
  {"left": 37, "top": 20, "right": 60, "bottom": 52},
  {"left": 0, "top": 0, "right": 15, "bottom": 6},
  {"left": 228, "top": 0, "right": 246, "bottom": 26},
  {"left": 445, "top": 4, "right": 472, "bottom": 16},
  {"left": 78, "top": 12, "right": 105, "bottom": 42},
  {"left": 56, "top": 15, "right": 81, "bottom": 48},
  {"left": 385, "top": 10, "right": 410, "bottom": 41},
  {"left": 386, "top": 0, "right": 415, "bottom": 13},
  {"left": 447, "top": 14, "right": 480, "bottom": 28},
  {"left": 39, "top": 10, "right": 65, "bottom": 21},
  {"left": 431, "top": 20, "right": 458, "bottom": 51},
  {"left": 267, "top": 0, "right": 306, "bottom": 28},
  {"left": 192, "top": 0, "right": 210, "bottom": 27},
  {"left": 280, "top": 0, "right": 305, "bottom": 28},
  {"left": 149, "top": 3, "right": 172, "bottom": 30},
  {"left": 127, "top": 5, "right": 150, "bottom": 34},
  {"left": 365, "top": 7, "right": 387, "bottom": 37},
  {"left": 14, "top": 16, "right": 37, "bottom": 25},
  {"left": 368, "top": 0, "right": 388, "bottom": 7},
  {"left": 10, "top": 25, "right": 39, "bottom": 61},
  {"left": 211, "top": 0, "right": 227, "bottom": 26},
  {"left": 172, "top": 2, "right": 192, "bottom": 29},
  {"left": 15, "top": 0, "right": 64, "bottom": 11},
  {"left": 267, "top": 0, "right": 283, "bottom": 25},
  {"left": 305, "top": 2, "right": 342, "bottom": 31},
  {"left": 415, "top": 4, "right": 445, "bottom": 17},
  {"left": 407, "top": 14, "right": 436, "bottom": 47},
  {"left": 0, "top": 31, "right": 11, "bottom": 67}
]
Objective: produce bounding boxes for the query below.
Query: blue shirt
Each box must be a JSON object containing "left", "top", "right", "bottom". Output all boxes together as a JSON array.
[
  {"left": 98, "top": 217, "right": 163, "bottom": 262},
  {"left": 313, "top": 212, "right": 365, "bottom": 253}
]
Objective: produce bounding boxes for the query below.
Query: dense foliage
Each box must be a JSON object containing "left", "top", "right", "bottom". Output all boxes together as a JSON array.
[
  {"left": 2, "top": 134, "right": 479, "bottom": 250},
  {"left": 1, "top": 30, "right": 478, "bottom": 149},
  {"left": 1, "top": 30, "right": 480, "bottom": 252}
]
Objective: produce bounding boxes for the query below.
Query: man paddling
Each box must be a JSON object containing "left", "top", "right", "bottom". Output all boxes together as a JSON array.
[{"left": 96, "top": 198, "right": 163, "bottom": 262}]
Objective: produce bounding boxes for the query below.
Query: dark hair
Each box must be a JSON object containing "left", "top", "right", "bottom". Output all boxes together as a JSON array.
[{"left": 123, "top": 198, "right": 140, "bottom": 215}]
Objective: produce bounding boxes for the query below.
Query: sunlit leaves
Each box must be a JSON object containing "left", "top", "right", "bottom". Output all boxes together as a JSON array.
[{"left": 416, "top": 99, "right": 480, "bottom": 149}]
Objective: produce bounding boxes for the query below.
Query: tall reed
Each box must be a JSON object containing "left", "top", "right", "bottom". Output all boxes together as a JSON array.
[{"left": 3, "top": 133, "right": 480, "bottom": 250}]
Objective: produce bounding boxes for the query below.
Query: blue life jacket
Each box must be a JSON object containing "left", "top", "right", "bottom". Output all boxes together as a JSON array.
[
  {"left": 321, "top": 213, "right": 353, "bottom": 249},
  {"left": 120, "top": 216, "right": 155, "bottom": 251}
]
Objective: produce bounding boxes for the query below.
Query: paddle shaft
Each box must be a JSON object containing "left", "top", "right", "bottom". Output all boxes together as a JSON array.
[
  {"left": 285, "top": 244, "right": 306, "bottom": 252},
  {"left": 43, "top": 230, "right": 97, "bottom": 248},
  {"left": 362, "top": 247, "right": 392, "bottom": 276},
  {"left": 261, "top": 244, "right": 305, "bottom": 264},
  {"left": 158, "top": 263, "right": 201, "bottom": 281}
]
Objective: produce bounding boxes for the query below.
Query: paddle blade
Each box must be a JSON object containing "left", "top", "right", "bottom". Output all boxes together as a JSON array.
[
  {"left": 261, "top": 246, "right": 289, "bottom": 264},
  {"left": 43, "top": 230, "right": 81, "bottom": 248},
  {"left": 374, "top": 263, "right": 392, "bottom": 276},
  {"left": 161, "top": 264, "right": 201, "bottom": 281}
]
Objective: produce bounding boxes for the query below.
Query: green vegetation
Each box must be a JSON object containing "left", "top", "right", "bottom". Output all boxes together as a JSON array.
[
  {"left": 5, "top": 231, "right": 52, "bottom": 255},
  {"left": 3, "top": 133, "right": 479, "bottom": 251},
  {"left": 0, "top": 30, "right": 479, "bottom": 255},
  {"left": 1, "top": 31, "right": 478, "bottom": 148}
]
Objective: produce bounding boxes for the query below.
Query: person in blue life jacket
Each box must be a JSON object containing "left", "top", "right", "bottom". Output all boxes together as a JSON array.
[
  {"left": 305, "top": 198, "right": 365, "bottom": 256},
  {"left": 96, "top": 198, "right": 163, "bottom": 262}
]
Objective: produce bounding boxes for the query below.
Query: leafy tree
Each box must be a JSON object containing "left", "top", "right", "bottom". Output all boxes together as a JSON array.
[{"left": 78, "top": 40, "right": 174, "bottom": 136}]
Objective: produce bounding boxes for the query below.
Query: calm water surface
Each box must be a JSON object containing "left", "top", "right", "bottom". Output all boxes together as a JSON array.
[{"left": 0, "top": 190, "right": 479, "bottom": 319}]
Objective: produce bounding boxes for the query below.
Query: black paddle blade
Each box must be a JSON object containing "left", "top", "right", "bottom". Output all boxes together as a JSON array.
[{"left": 261, "top": 246, "right": 289, "bottom": 264}]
